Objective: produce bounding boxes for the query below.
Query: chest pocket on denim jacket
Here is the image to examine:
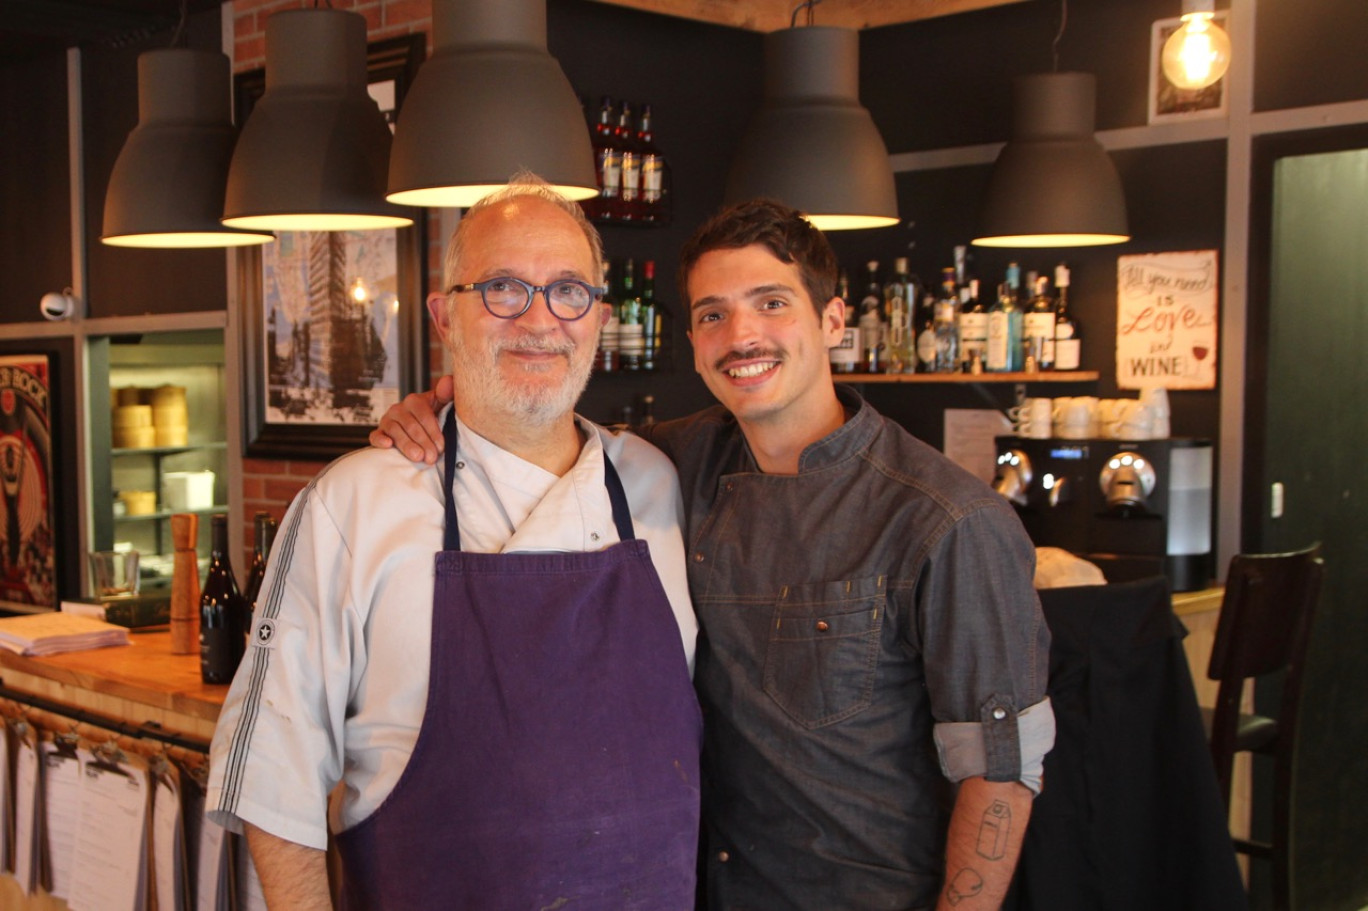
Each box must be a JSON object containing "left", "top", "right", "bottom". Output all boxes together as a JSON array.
[{"left": 762, "top": 576, "right": 886, "bottom": 730}]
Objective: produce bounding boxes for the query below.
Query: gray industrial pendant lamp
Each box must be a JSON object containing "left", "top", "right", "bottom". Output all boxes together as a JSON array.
[
  {"left": 724, "top": 2, "right": 898, "bottom": 231},
  {"left": 386, "top": 0, "right": 597, "bottom": 207},
  {"left": 102, "top": 27, "right": 273, "bottom": 246},
  {"left": 973, "top": 1, "right": 1129, "bottom": 248},
  {"left": 222, "top": 6, "right": 413, "bottom": 232}
]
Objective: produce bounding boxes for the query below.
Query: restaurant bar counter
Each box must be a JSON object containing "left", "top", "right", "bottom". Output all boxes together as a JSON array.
[{"left": 0, "top": 592, "right": 1232, "bottom": 910}]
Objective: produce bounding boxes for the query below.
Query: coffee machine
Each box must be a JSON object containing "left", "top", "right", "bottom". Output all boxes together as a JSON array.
[{"left": 992, "top": 436, "right": 1213, "bottom": 591}]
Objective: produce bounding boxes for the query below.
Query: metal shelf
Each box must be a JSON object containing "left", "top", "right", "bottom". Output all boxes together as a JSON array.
[{"left": 835, "top": 370, "right": 1099, "bottom": 384}]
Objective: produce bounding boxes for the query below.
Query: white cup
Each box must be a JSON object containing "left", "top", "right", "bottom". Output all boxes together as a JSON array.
[
  {"left": 1008, "top": 397, "right": 1054, "bottom": 438},
  {"left": 1053, "top": 396, "right": 1099, "bottom": 439},
  {"left": 1111, "top": 399, "right": 1156, "bottom": 440}
]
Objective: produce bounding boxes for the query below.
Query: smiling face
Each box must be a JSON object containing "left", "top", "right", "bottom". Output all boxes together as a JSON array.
[
  {"left": 687, "top": 244, "right": 845, "bottom": 432},
  {"left": 428, "top": 195, "right": 605, "bottom": 433}
]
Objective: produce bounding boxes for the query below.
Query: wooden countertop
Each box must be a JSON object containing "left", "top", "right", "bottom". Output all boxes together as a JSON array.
[
  {"left": 0, "top": 630, "right": 226, "bottom": 726},
  {"left": 1171, "top": 586, "right": 1224, "bottom": 617}
]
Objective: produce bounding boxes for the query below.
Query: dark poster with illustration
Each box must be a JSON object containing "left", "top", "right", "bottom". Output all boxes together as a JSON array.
[{"left": 0, "top": 356, "right": 54, "bottom": 611}]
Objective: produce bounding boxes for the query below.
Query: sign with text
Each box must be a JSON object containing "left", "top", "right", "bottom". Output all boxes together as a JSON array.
[{"left": 1116, "top": 250, "right": 1219, "bottom": 390}]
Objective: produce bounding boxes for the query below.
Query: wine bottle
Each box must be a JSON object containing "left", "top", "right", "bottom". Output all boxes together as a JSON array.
[
  {"left": 616, "top": 101, "right": 642, "bottom": 221},
  {"left": 618, "top": 258, "right": 644, "bottom": 370},
  {"left": 243, "top": 511, "right": 278, "bottom": 614},
  {"left": 200, "top": 514, "right": 248, "bottom": 684},
  {"left": 883, "top": 257, "right": 917, "bottom": 374},
  {"left": 933, "top": 267, "right": 960, "bottom": 373},
  {"left": 638, "top": 104, "right": 666, "bottom": 223},
  {"left": 957, "top": 279, "right": 989, "bottom": 373},
  {"left": 829, "top": 269, "right": 862, "bottom": 374},
  {"left": 858, "top": 261, "right": 884, "bottom": 374},
  {"left": 641, "top": 259, "right": 659, "bottom": 371},
  {"left": 1053, "top": 264, "right": 1081, "bottom": 371},
  {"left": 598, "top": 259, "right": 619, "bottom": 373},
  {"left": 987, "top": 272, "right": 1024, "bottom": 373},
  {"left": 590, "top": 96, "right": 622, "bottom": 223},
  {"left": 1024, "top": 275, "right": 1057, "bottom": 371}
]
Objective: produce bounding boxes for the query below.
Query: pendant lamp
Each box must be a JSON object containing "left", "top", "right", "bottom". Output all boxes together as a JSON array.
[
  {"left": 972, "top": 72, "right": 1130, "bottom": 248},
  {"left": 724, "top": 25, "right": 898, "bottom": 231},
  {"left": 102, "top": 49, "right": 273, "bottom": 248},
  {"left": 222, "top": 8, "right": 412, "bottom": 232},
  {"left": 386, "top": 0, "right": 597, "bottom": 208}
]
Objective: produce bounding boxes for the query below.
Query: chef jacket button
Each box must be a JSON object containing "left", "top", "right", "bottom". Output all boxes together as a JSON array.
[
  {"left": 816, "top": 620, "right": 830, "bottom": 632},
  {"left": 992, "top": 707, "right": 1008, "bottom": 721},
  {"left": 455, "top": 460, "right": 465, "bottom": 470},
  {"left": 693, "top": 552, "right": 705, "bottom": 563},
  {"left": 590, "top": 532, "right": 600, "bottom": 542},
  {"left": 717, "top": 851, "right": 730, "bottom": 863}
]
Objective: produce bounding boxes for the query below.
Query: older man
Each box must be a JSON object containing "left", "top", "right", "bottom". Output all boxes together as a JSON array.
[
  {"left": 376, "top": 199, "right": 1054, "bottom": 910},
  {"left": 207, "top": 178, "right": 700, "bottom": 910}
]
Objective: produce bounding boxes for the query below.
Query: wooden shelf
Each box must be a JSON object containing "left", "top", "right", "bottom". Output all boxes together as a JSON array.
[{"left": 835, "top": 370, "right": 1099, "bottom": 384}]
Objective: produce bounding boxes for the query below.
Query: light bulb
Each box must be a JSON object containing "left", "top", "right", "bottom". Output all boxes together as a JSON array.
[{"left": 1161, "top": 12, "right": 1231, "bottom": 90}]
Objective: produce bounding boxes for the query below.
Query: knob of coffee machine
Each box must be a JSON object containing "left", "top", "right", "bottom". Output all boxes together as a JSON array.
[
  {"left": 1098, "top": 451, "right": 1157, "bottom": 513},
  {"left": 1044, "top": 473, "right": 1069, "bottom": 508},
  {"left": 993, "top": 449, "right": 1033, "bottom": 507}
]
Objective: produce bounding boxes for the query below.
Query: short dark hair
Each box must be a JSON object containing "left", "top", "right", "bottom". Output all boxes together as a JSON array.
[{"left": 677, "top": 199, "right": 838, "bottom": 317}]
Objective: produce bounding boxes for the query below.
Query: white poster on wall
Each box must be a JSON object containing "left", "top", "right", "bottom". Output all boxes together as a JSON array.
[{"left": 1116, "top": 250, "right": 1219, "bottom": 390}]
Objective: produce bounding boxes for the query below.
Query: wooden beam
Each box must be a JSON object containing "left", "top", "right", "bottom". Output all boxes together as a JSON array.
[{"left": 579, "top": 0, "right": 1030, "bottom": 32}]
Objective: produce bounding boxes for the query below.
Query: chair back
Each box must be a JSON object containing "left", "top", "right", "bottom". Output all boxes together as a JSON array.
[{"left": 1206, "top": 544, "right": 1324, "bottom": 814}]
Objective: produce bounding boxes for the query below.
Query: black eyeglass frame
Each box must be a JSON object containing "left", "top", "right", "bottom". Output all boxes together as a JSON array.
[{"left": 448, "top": 277, "right": 608, "bottom": 322}]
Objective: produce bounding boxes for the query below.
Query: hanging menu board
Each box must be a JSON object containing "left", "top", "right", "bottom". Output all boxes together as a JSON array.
[{"left": 1115, "top": 250, "right": 1219, "bottom": 390}]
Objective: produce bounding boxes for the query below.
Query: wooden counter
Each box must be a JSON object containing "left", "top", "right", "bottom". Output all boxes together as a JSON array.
[{"left": 0, "top": 630, "right": 226, "bottom": 744}]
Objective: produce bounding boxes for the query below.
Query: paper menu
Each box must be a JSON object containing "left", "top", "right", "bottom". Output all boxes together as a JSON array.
[
  {"left": 39, "top": 740, "right": 86, "bottom": 899},
  {"left": 13, "top": 725, "right": 39, "bottom": 895},
  {"left": 153, "top": 765, "right": 188, "bottom": 911},
  {"left": 67, "top": 753, "right": 149, "bottom": 911}
]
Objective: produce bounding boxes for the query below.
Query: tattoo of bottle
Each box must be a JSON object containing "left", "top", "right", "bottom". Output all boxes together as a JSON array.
[{"left": 976, "top": 800, "right": 1011, "bottom": 860}]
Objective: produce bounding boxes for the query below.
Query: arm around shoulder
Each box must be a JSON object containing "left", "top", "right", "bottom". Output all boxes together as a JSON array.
[{"left": 245, "top": 823, "right": 334, "bottom": 910}]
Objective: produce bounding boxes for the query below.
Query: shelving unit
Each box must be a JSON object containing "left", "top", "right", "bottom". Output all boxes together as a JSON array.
[
  {"left": 89, "top": 330, "right": 229, "bottom": 594},
  {"left": 835, "top": 370, "right": 1099, "bottom": 384}
]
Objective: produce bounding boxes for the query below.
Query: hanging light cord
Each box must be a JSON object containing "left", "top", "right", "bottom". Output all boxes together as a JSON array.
[
  {"left": 790, "top": 0, "right": 824, "bottom": 28},
  {"left": 169, "top": 0, "right": 188, "bottom": 47},
  {"left": 1051, "top": 0, "right": 1068, "bottom": 71}
]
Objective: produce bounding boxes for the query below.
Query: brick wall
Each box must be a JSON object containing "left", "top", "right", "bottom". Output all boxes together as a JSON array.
[{"left": 230, "top": 0, "right": 444, "bottom": 557}]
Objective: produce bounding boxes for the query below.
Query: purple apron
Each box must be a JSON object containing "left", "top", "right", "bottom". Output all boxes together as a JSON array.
[{"left": 336, "top": 414, "right": 701, "bottom": 909}]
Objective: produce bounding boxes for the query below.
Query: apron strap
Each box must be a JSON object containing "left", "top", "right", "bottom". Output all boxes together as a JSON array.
[{"left": 441, "top": 409, "right": 636, "bottom": 553}]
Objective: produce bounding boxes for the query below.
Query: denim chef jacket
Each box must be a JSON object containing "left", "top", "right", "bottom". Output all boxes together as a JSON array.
[{"left": 643, "top": 385, "right": 1053, "bottom": 910}]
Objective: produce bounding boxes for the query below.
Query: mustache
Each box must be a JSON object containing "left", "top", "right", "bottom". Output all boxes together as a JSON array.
[
  {"left": 714, "top": 346, "right": 784, "bottom": 371},
  {"left": 497, "top": 334, "right": 575, "bottom": 356}
]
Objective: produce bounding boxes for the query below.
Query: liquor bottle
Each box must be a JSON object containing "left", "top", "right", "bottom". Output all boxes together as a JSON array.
[
  {"left": 243, "top": 511, "right": 278, "bottom": 614},
  {"left": 1023, "top": 275, "right": 1057, "bottom": 371},
  {"left": 618, "top": 258, "right": 645, "bottom": 370},
  {"left": 986, "top": 275, "right": 1024, "bottom": 372},
  {"left": 829, "top": 269, "right": 862, "bottom": 374},
  {"left": 957, "top": 279, "right": 989, "bottom": 373},
  {"left": 200, "top": 514, "right": 248, "bottom": 684},
  {"left": 933, "top": 267, "right": 960, "bottom": 373},
  {"left": 883, "top": 256, "right": 917, "bottom": 374},
  {"left": 858, "top": 261, "right": 884, "bottom": 374},
  {"left": 1053, "top": 264, "right": 1081, "bottom": 371},
  {"left": 616, "top": 102, "right": 642, "bottom": 221},
  {"left": 915, "top": 293, "right": 937, "bottom": 373},
  {"left": 598, "top": 260, "right": 619, "bottom": 372},
  {"left": 590, "top": 97, "right": 622, "bottom": 223},
  {"left": 640, "top": 259, "right": 660, "bottom": 371},
  {"left": 638, "top": 103, "right": 666, "bottom": 223}
]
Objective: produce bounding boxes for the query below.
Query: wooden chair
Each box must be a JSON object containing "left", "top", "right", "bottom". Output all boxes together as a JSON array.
[{"left": 1206, "top": 544, "right": 1324, "bottom": 910}]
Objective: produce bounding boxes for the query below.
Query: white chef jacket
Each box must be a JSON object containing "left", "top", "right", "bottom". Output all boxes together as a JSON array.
[{"left": 206, "top": 412, "right": 696, "bottom": 852}]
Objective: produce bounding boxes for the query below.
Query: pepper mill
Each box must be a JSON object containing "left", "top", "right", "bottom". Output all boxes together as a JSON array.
[{"left": 169, "top": 513, "right": 201, "bottom": 654}]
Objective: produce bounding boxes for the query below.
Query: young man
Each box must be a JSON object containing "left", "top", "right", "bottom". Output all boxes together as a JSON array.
[
  {"left": 208, "top": 179, "right": 701, "bottom": 910},
  {"left": 374, "top": 199, "right": 1054, "bottom": 910}
]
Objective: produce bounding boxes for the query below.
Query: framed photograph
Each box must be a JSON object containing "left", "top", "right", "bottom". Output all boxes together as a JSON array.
[
  {"left": 1148, "top": 14, "right": 1229, "bottom": 124},
  {"left": 236, "top": 34, "right": 428, "bottom": 460}
]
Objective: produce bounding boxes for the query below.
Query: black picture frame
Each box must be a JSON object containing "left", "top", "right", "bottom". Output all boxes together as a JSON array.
[{"left": 236, "top": 33, "right": 428, "bottom": 460}]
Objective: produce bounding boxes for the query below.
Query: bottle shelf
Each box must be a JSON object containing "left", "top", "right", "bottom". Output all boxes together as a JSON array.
[{"left": 835, "top": 370, "right": 1099, "bottom": 384}]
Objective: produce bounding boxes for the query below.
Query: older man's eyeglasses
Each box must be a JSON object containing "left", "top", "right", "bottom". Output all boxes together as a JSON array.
[{"left": 449, "top": 277, "right": 606, "bottom": 322}]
